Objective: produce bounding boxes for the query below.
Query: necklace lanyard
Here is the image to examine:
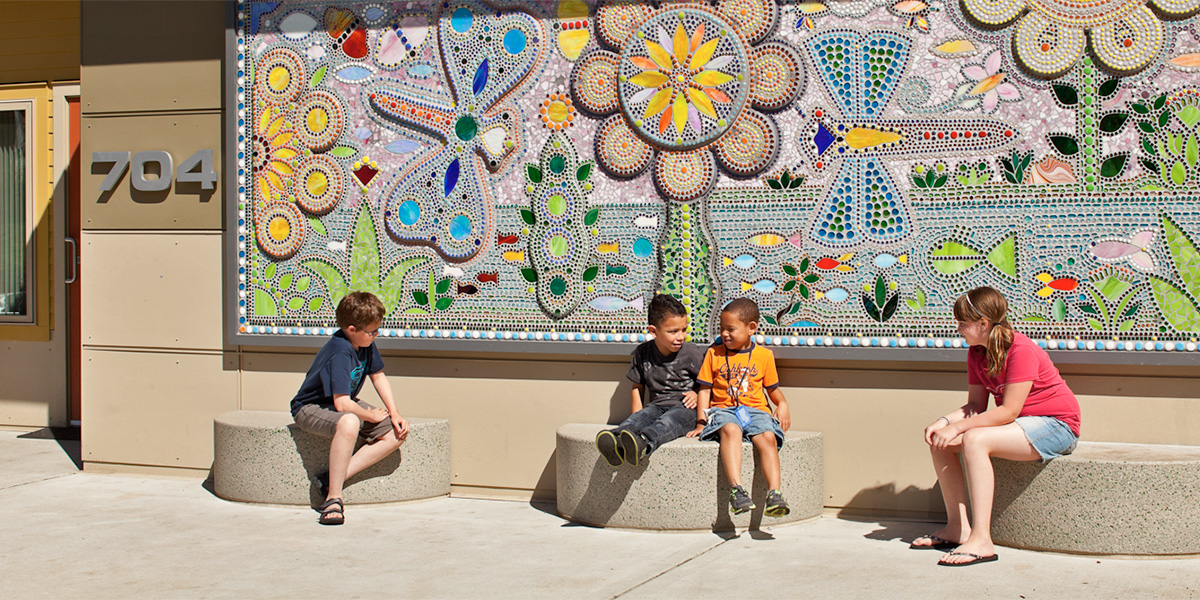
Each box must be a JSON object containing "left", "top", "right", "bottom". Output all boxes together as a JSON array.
[{"left": 723, "top": 345, "right": 753, "bottom": 406}]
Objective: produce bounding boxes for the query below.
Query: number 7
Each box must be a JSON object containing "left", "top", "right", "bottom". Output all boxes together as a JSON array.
[{"left": 93, "top": 151, "right": 130, "bottom": 192}]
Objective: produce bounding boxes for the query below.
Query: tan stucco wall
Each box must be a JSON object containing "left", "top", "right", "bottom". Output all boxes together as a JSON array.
[{"left": 70, "top": 0, "right": 1200, "bottom": 518}]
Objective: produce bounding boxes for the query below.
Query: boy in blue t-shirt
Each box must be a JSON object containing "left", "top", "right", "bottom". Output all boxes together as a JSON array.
[
  {"left": 291, "top": 291, "right": 409, "bottom": 525},
  {"left": 596, "top": 294, "right": 703, "bottom": 467}
]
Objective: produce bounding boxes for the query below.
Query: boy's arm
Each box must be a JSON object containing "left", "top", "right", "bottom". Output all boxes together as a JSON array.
[
  {"left": 370, "top": 371, "right": 409, "bottom": 440},
  {"left": 332, "top": 394, "right": 387, "bottom": 423},
  {"left": 630, "top": 383, "right": 644, "bottom": 414},
  {"left": 768, "top": 387, "right": 790, "bottom": 431},
  {"left": 686, "top": 386, "right": 711, "bottom": 437}
]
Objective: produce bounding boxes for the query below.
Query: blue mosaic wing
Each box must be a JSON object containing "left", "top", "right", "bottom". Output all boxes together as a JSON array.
[
  {"left": 383, "top": 146, "right": 494, "bottom": 263},
  {"left": 438, "top": 2, "right": 546, "bottom": 113},
  {"left": 858, "top": 31, "right": 911, "bottom": 120},
  {"left": 805, "top": 30, "right": 864, "bottom": 120}
]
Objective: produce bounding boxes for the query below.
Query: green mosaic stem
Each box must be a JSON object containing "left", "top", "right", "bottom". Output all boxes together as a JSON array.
[
  {"left": 1080, "top": 57, "right": 1099, "bottom": 192},
  {"left": 658, "top": 201, "right": 712, "bottom": 341}
]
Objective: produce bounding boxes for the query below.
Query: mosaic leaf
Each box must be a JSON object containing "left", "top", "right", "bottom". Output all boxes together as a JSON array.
[
  {"left": 1051, "top": 84, "right": 1078, "bottom": 107},
  {"left": 782, "top": 280, "right": 797, "bottom": 292},
  {"left": 1148, "top": 276, "right": 1200, "bottom": 332},
  {"left": 582, "top": 266, "right": 599, "bottom": 282},
  {"left": 1098, "top": 78, "right": 1119, "bottom": 99},
  {"left": 527, "top": 164, "right": 542, "bottom": 183},
  {"left": 1172, "top": 161, "right": 1187, "bottom": 185},
  {"left": 1052, "top": 297, "right": 1066, "bottom": 322},
  {"left": 1049, "top": 135, "right": 1080, "bottom": 156},
  {"left": 1162, "top": 214, "right": 1200, "bottom": 298},
  {"left": 254, "top": 289, "right": 278, "bottom": 316},
  {"left": 413, "top": 290, "right": 429, "bottom": 306},
  {"left": 280, "top": 273, "right": 294, "bottom": 291},
  {"left": 584, "top": 207, "right": 600, "bottom": 226},
  {"left": 435, "top": 277, "right": 452, "bottom": 295},
  {"left": 1099, "top": 113, "right": 1128, "bottom": 134},
  {"left": 882, "top": 292, "right": 899, "bottom": 321},
  {"left": 435, "top": 297, "right": 454, "bottom": 311},
  {"left": 301, "top": 259, "right": 349, "bottom": 306},
  {"left": 520, "top": 209, "right": 535, "bottom": 225},
  {"left": 1132, "top": 102, "right": 1150, "bottom": 115},
  {"left": 350, "top": 204, "right": 380, "bottom": 292},
  {"left": 310, "top": 65, "right": 326, "bottom": 88},
  {"left": 308, "top": 216, "right": 327, "bottom": 236},
  {"left": 445, "top": 159, "right": 460, "bottom": 197},
  {"left": 473, "top": 59, "right": 489, "bottom": 96},
  {"left": 330, "top": 146, "right": 358, "bottom": 158},
  {"left": 308, "top": 297, "right": 324, "bottom": 312},
  {"left": 520, "top": 268, "right": 538, "bottom": 282},
  {"left": 1099, "top": 155, "right": 1127, "bottom": 179},
  {"left": 782, "top": 264, "right": 798, "bottom": 276},
  {"left": 288, "top": 297, "right": 305, "bottom": 311},
  {"left": 265, "top": 262, "right": 277, "bottom": 279},
  {"left": 874, "top": 275, "right": 887, "bottom": 309},
  {"left": 296, "top": 276, "right": 310, "bottom": 293},
  {"left": 1188, "top": 134, "right": 1199, "bottom": 169}
]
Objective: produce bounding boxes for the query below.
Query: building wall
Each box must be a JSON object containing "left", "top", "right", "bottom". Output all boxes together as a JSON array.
[
  {"left": 74, "top": 1, "right": 1200, "bottom": 517},
  {"left": 0, "top": 0, "right": 80, "bottom": 426},
  {"left": 0, "top": 1, "right": 79, "bottom": 85}
]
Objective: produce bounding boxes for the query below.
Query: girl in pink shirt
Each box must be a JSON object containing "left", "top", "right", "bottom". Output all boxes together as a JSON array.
[{"left": 912, "top": 286, "right": 1081, "bottom": 566}]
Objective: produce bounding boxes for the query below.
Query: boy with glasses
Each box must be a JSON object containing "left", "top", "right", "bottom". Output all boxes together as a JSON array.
[{"left": 291, "top": 291, "right": 409, "bottom": 525}]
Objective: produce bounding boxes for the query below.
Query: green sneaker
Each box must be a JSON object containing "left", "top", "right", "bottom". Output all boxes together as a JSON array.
[
  {"left": 765, "top": 489, "right": 790, "bottom": 517},
  {"left": 729, "top": 485, "right": 755, "bottom": 515},
  {"left": 619, "top": 430, "right": 648, "bottom": 467},
  {"left": 595, "top": 430, "right": 623, "bottom": 467}
]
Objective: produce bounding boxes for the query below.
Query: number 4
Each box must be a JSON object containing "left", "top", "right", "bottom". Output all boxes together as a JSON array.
[{"left": 176, "top": 149, "right": 218, "bottom": 190}]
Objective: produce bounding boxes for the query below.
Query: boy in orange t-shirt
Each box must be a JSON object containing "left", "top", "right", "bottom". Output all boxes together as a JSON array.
[{"left": 687, "top": 298, "right": 792, "bottom": 517}]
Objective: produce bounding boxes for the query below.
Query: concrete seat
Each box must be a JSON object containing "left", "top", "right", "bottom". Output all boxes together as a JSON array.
[
  {"left": 213, "top": 410, "right": 450, "bottom": 506},
  {"left": 556, "top": 423, "right": 823, "bottom": 531},
  {"left": 992, "top": 441, "right": 1200, "bottom": 555}
]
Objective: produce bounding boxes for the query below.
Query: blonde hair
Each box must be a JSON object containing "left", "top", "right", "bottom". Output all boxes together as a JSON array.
[{"left": 953, "top": 286, "right": 1013, "bottom": 379}]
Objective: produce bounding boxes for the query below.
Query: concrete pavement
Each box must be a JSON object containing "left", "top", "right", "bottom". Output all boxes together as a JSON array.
[{"left": 2, "top": 429, "right": 1197, "bottom": 599}]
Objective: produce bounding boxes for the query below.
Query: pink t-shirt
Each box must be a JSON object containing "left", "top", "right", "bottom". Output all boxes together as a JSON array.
[{"left": 967, "top": 331, "right": 1081, "bottom": 436}]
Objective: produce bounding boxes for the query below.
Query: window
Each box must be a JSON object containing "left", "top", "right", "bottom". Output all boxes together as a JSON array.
[{"left": 0, "top": 101, "right": 32, "bottom": 323}]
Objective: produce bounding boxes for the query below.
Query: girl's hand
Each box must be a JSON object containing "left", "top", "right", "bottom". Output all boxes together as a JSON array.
[
  {"left": 923, "top": 419, "right": 948, "bottom": 445},
  {"left": 929, "top": 423, "right": 960, "bottom": 450}
]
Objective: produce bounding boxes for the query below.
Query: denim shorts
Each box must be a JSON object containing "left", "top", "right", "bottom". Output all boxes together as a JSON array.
[
  {"left": 1015, "top": 416, "right": 1078, "bottom": 463},
  {"left": 700, "top": 406, "right": 785, "bottom": 449}
]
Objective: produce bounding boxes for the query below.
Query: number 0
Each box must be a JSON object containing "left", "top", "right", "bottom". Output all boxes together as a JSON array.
[{"left": 130, "top": 151, "right": 173, "bottom": 192}]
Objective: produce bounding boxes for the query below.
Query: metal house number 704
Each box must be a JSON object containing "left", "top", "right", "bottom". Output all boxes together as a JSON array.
[{"left": 92, "top": 150, "right": 218, "bottom": 192}]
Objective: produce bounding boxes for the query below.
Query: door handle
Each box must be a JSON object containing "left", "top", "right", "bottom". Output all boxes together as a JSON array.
[{"left": 65, "top": 237, "right": 78, "bottom": 284}]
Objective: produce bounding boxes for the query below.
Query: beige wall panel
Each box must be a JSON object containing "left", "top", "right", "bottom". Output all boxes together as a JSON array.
[
  {"left": 0, "top": 338, "right": 67, "bottom": 427},
  {"left": 241, "top": 352, "right": 630, "bottom": 497},
  {"left": 80, "top": 1, "right": 222, "bottom": 114},
  {"left": 81, "top": 113, "right": 222, "bottom": 229},
  {"left": 81, "top": 232, "right": 224, "bottom": 350},
  {"left": 81, "top": 348, "right": 238, "bottom": 469}
]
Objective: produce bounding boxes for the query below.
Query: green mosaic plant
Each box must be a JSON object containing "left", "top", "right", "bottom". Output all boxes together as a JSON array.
[
  {"left": 1147, "top": 214, "right": 1200, "bottom": 332},
  {"left": 1078, "top": 266, "right": 1142, "bottom": 333}
]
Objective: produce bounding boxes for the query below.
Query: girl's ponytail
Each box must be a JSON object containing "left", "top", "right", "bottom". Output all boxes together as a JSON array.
[{"left": 985, "top": 316, "right": 1014, "bottom": 379}]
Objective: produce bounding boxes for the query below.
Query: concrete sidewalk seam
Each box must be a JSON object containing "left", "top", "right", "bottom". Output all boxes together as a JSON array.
[
  {"left": 0, "top": 472, "right": 75, "bottom": 492},
  {"left": 611, "top": 536, "right": 731, "bottom": 599}
]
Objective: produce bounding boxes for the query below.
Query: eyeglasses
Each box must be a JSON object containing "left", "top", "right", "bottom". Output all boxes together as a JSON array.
[{"left": 359, "top": 327, "right": 380, "bottom": 337}]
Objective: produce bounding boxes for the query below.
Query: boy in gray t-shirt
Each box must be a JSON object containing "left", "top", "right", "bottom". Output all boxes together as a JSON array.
[{"left": 596, "top": 295, "right": 704, "bottom": 467}]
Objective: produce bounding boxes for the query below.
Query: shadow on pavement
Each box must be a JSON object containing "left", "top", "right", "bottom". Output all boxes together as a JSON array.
[{"left": 17, "top": 427, "right": 82, "bottom": 470}]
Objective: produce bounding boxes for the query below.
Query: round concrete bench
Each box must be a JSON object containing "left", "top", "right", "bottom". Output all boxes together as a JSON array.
[
  {"left": 213, "top": 410, "right": 450, "bottom": 506},
  {"left": 992, "top": 441, "right": 1200, "bottom": 555},
  {"left": 556, "top": 423, "right": 823, "bottom": 531}
]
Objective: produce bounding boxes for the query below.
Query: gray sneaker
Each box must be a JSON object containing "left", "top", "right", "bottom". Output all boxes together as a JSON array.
[
  {"left": 765, "top": 489, "right": 790, "bottom": 517},
  {"left": 619, "top": 430, "right": 648, "bottom": 467},
  {"left": 595, "top": 430, "right": 623, "bottom": 467},
  {"left": 729, "top": 485, "right": 755, "bottom": 514}
]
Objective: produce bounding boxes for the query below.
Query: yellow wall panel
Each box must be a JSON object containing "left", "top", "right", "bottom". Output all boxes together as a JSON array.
[
  {"left": 0, "top": 1, "right": 79, "bottom": 85},
  {"left": 80, "top": 232, "right": 224, "bottom": 350},
  {"left": 81, "top": 348, "right": 238, "bottom": 470}
]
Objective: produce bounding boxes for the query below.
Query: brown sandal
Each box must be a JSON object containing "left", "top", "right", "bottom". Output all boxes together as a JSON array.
[{"left": 318, "top": 498, "right": 344, "bottom": 526}]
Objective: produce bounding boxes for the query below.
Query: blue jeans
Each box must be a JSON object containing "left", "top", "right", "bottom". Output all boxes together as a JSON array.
[
  {"left": 610, "top": 404, "right": 695, "bottom": 454},
  {"left": 700, "top": 406, "right": 785, "bottom": 448}
]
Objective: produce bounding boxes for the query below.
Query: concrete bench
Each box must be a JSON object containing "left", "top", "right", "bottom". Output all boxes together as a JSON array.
[
  {"left": 992, "top": 441, "right": 1200, "bottom": 555},
  {"left": 213, "top": 410, "right": 450, "bottom": 506},
  {"left": 556, "top": 423, "right": 823, "bottom": 531}
]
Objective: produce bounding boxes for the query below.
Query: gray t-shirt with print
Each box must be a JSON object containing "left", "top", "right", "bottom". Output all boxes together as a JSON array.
[{"left": 626, "top": 341, "right": 704, "bottom": 407}]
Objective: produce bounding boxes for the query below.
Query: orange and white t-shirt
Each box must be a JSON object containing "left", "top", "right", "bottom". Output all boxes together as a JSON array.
[{"left": 697, "top": 342, "right": 779, "bottom": 413}]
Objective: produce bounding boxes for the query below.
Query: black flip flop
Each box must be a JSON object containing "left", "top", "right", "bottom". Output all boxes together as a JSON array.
[
  {"left": 938, "top": 552, "right": 999, "bottom": 566},
  {"left": 910, "top": 534, "right": 958, "bottom": 550},
  {"left": 318, "top": 498, "right": 344, "bottom": 526}
]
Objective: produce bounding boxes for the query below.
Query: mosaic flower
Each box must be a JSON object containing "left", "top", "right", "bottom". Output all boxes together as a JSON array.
[
  {"left": 572, "top": 0, "right": 804, "bottom": 201},
  {"left": 961, "top": 0, "right": 1196, "bottom": 77},
  {"left": 962, "top": 51, "right": 1021, "bottom": 113},
  {"left": 251, "top": 109, "right": 300, "bottom": 202}
]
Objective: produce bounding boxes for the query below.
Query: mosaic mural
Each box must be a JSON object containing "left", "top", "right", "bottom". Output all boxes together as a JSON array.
[{"left": 233, "top": 0, "right": 1200, "bottom": 354}]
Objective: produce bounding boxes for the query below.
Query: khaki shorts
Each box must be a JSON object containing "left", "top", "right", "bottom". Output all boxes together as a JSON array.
[{"left": 294, "top": 399, "right": 394, "bottom": 443}]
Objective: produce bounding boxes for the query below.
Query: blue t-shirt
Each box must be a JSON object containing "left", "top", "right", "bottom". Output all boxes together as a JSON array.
[{"left": 290, "top": 330, "right": 384, "bottom": 415}]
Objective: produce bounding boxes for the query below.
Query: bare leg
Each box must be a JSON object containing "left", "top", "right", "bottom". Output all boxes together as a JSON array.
[
  {"left": 913, "top": 439, "right": 971, "bottom": 547},
  {"left": 327, "top": 413, "right": 361, "bottom": 501},
  {"left": 346, "top": 429, "right": 404, "bottom": 480},
  {"left": 750, "top": 432, "right": 780, "bottom": 490},
  {"left": 718, "top": 423, "right": 744, "bottom": 487},
  {"left": 941, "top": 423, "right": 1040, "bottom": 564}
]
